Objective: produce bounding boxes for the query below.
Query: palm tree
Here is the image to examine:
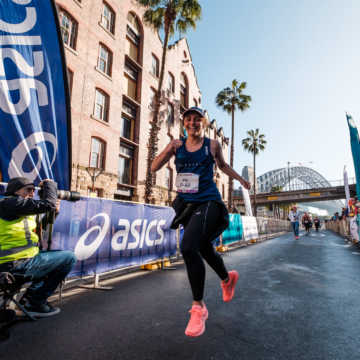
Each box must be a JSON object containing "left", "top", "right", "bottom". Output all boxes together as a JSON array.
[
  {"left": 242, "top": 129, "right": 267, "bottom": 217},
  {"left": 137, "top": 0, "right": 202, "bottom": 203},
  {"left": 215, "top": 80, "right": 251, "bottom": 212}
]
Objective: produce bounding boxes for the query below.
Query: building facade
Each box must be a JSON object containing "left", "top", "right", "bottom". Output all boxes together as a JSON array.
[{"left": 57, "top": 0, "right": 229, "bottom": 205}]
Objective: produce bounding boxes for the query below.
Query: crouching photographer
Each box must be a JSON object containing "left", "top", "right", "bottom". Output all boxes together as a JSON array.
[{"left": 0, "top": 177, "right": 77, "bottom": 318}]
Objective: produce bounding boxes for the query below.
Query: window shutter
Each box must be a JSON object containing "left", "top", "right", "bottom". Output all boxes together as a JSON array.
[
  {"left": 110, "top": 12, "right": 115, "bottom": 34},
  {"left": 104, "top": 95, "right": 109, "bottom": 122},
  {"left": 107, "top": 52, "right": 112, "bottom": 76},
  {"left": 70, "top": 21, "right": 76, "bottom": 48}
]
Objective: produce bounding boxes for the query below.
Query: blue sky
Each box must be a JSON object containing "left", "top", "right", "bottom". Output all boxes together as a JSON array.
[{"left": 175, "top": 0, "right": 360, "bottom": 186}]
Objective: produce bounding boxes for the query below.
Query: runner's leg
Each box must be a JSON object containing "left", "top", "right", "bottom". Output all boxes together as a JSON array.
[{"left": 181, "top": 201, "right": 228, "bottom": 302}]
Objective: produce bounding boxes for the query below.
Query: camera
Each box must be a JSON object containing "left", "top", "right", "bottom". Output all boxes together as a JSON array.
[{"left": 38, "top": 188, "right": 81, "bottom": 201}]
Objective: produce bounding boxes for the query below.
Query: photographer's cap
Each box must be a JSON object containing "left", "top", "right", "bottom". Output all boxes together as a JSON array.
[
  {"left": 5, "top": 177, "right": 35, "bottom": 194},
  {"left": 183, "top": 107, "right": 206, "bottom": 118}
]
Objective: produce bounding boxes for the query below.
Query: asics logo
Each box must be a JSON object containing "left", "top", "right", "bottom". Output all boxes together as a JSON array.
[
  {"left": 74, "top": 213, "right": 166, "bottom": 260},
  {"left": 8, "top": 132, "right": 57, "bottom": 181}
]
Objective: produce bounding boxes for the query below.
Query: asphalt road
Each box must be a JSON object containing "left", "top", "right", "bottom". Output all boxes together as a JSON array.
[{"left": 2, "top": 229, "right": 360, "bottom": 360}]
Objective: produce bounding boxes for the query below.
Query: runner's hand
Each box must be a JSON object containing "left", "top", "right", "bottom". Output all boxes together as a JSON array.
[
  {"left": 240, "top": 178, "right": 251, "bottom": 190},
  {"left": 168, "top": 139, "right": 183, "bottom": 152}
]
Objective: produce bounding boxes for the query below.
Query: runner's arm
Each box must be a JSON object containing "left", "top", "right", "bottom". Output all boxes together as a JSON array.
[
  {"left": 151, "top": 139, "right": 182, "bottom": 172},
  {"left": 210, "top": 140, "right": 251, "bottom": 190}
]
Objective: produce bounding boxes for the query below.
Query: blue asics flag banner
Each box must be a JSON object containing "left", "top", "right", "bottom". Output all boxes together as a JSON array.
[{"left": 0, "top": 0, "right": 71, "bottom": 189}]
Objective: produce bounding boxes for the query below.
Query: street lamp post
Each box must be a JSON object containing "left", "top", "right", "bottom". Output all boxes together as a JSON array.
[
  {"left": 86, "top": 167, "right": 103, "bottom": 195},
  {"left": 287, "top": 162, "right": 290, "bottom": 191}
]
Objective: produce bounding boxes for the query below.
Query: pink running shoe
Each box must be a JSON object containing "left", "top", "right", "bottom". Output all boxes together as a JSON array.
[
  {"left": 185, "top": 303, "right": 209, "bottom": 337},
  {"left": 221, "top": 270, "right": 239, "bottom": 302}
]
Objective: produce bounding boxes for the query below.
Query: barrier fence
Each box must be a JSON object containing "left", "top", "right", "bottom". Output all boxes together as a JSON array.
[
  {"left": 0, "top": 183, "right": 291, "bottom": 289},
  {"left": 325, "top": 219, "right": 351, "bottom": 237}
]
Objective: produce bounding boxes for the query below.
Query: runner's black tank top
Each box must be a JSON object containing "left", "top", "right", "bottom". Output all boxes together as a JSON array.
[{"left": 174, "top": 137, "right": 221, "bottom": 202}]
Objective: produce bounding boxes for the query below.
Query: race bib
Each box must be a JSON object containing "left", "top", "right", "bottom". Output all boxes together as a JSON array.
[
  {"left": 305, "top": 220, "right": 308, "bottom": 223},
  {"left": 175, "top": 173, "right": 199, "bottom": 193}
]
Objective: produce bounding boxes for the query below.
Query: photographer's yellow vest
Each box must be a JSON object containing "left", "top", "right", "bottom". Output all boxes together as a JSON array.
[{"left": 0, "top": 197, "right": 39, "bottom": 265}]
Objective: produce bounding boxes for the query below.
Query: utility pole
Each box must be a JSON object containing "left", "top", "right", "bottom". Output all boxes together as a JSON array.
[{"left": 287, "top": 162, "right": 290, "bottom": 191}]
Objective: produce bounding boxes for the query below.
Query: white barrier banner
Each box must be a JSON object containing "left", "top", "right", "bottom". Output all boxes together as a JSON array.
[
  {"left": 241, "top": 185, "right": 253, "bottom": 217},
  {"left": 242, "top": 216, "right": 259, "bottom": 241},
  {"left": 350, "top": 215, "right": 359, "bottom": 241}
]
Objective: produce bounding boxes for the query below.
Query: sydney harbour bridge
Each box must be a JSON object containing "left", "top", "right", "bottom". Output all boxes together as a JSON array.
[{"left": 253, "top": 166, "right": 345, "bottom": 214}]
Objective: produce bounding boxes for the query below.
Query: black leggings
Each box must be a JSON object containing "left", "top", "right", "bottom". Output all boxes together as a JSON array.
[{"left": 181, "top": 201, "right": 229, "bottom": 301}]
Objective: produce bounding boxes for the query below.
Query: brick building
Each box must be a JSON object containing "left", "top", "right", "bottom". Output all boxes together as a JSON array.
[{"left": 57, "top": 0, "right": 229, "bottom": 205}]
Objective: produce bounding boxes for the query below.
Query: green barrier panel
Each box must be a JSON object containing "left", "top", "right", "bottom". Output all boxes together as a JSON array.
[{"left": 222, "top": 214, "right": 243, "bottom": 245}]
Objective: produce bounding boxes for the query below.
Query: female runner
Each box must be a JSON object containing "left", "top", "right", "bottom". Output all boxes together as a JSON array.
[{"left": 151, "top": 107, "right": 251, "bottom": 337}]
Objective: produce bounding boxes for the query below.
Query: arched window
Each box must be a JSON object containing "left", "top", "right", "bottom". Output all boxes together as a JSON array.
[
  {"left": 59, "top": 10, "right": 77, "bottom": 49},
  {"left": 193, "top": 98, "right": 198, "bottom": 107},
  {"left": 167, "top": 102, "right": 174, "bottom": 125},
  {"left": 102, "top": 2, "right": 115, "bottom": 34},
  {"left": 90, "top": 137, "right": 106, "bottom": 169},
  {"left": 94, "top": 89, "right": 109, "bottom": 122},
  {"left": 126, "top": 12, "right": 141, "bottom": 63},
  {"left": 98, "top": 44, "right": 112, "bottom": 76},
  {"left": 168, "top": 72, "right": 175, "bottom": 93},
  {"left": 151, "top": 54, "right": 159, "bottom": 78},
  {"left": 180, "top": 73, "right": 188, "bottom": 108}
]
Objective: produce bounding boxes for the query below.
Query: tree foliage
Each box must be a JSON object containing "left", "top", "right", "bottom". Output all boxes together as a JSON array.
[
  {"left": 136, "top": 0, "right": 202, "bottom": 203},
  {"left": 215, "top": 80, "right": 251, "bottom": 211}
]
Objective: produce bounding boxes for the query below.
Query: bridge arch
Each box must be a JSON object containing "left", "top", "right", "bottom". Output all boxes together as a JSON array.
[{"left": 257, "top": 166, "right": 331, "bottom": 192}]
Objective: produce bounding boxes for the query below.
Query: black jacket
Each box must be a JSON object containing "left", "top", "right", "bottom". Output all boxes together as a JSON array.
[
  {"left": 170, "top": 195, "right": 230, "bottom": 241},
  {"left": 0, "top": 181, "right": 57, "bottom": 221}
]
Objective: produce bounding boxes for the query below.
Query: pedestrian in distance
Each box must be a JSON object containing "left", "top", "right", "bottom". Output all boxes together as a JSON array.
[
  {"left": 302, "top": 212, "right": 311, "bottom": 235},
  {"left": 314, "top": 216, "right": 320, "bottom": 232},
  {"left": 151, "top": 107, "right": 251, "bottom": 337},
  {"left": 289, "top": 205, "right": 300, "bottom": 240}
]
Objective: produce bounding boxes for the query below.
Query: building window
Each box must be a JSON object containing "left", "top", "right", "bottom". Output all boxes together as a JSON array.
[
  {"left": 126, "top": 13, "right": 140, "bottom": 63},
  {"left": 102, "top": 3, "right": 115, "bottom": 34},
  {"left": 193, "top": 99, "right": 198, "bottom": 107},
  {"left": 67, "top": 68, "right": 73, "bottom": 98},
  {"left": 122, "top": 101, "right": 136, "bottom": 119},
  {"left": 90, "top": 138, "right": 105, "bottom": 169},
  {"left": 222, "top": 184, "right": 225, "bottom": 199},
  {"left": 214, "top": 129, "right": 216, "bottom": 139},
  {"left": 150, "top": 88, "right": 155, "bottom": 109},
  {"left": 180, "top": 73, "right": 187, "bottom": 108},
  {"left": 166, "top": 168, "right": 172, "bottom": 189},
  {"left": 168, "top": 73, "right": 175, "bottom": 93},
  {"left": 151, "top": 55, "right": 159, "bottom": 78},
  {"left": 118, "top": 144, "right": 134, "bottom": 184},
  {"left": 121, "top": 101, "right": 135, "bottom": 142},
  {"left": 59, "top": 10, "right": 77, "bottom": 49},
  {"left": 121, "top": 115, "right": 133, "bottom": 141},
  {"left": 124, "top": 63, "right": 138, "bottom": 100},
  {"left": 94, "top": 89, "right": 109, "bottom": 122},
  {"left": 167, "top": 103, "right": 174, "bottom": 125},
  {"left": 98, "top": 45, "right": 112, "bottom": 76}
]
